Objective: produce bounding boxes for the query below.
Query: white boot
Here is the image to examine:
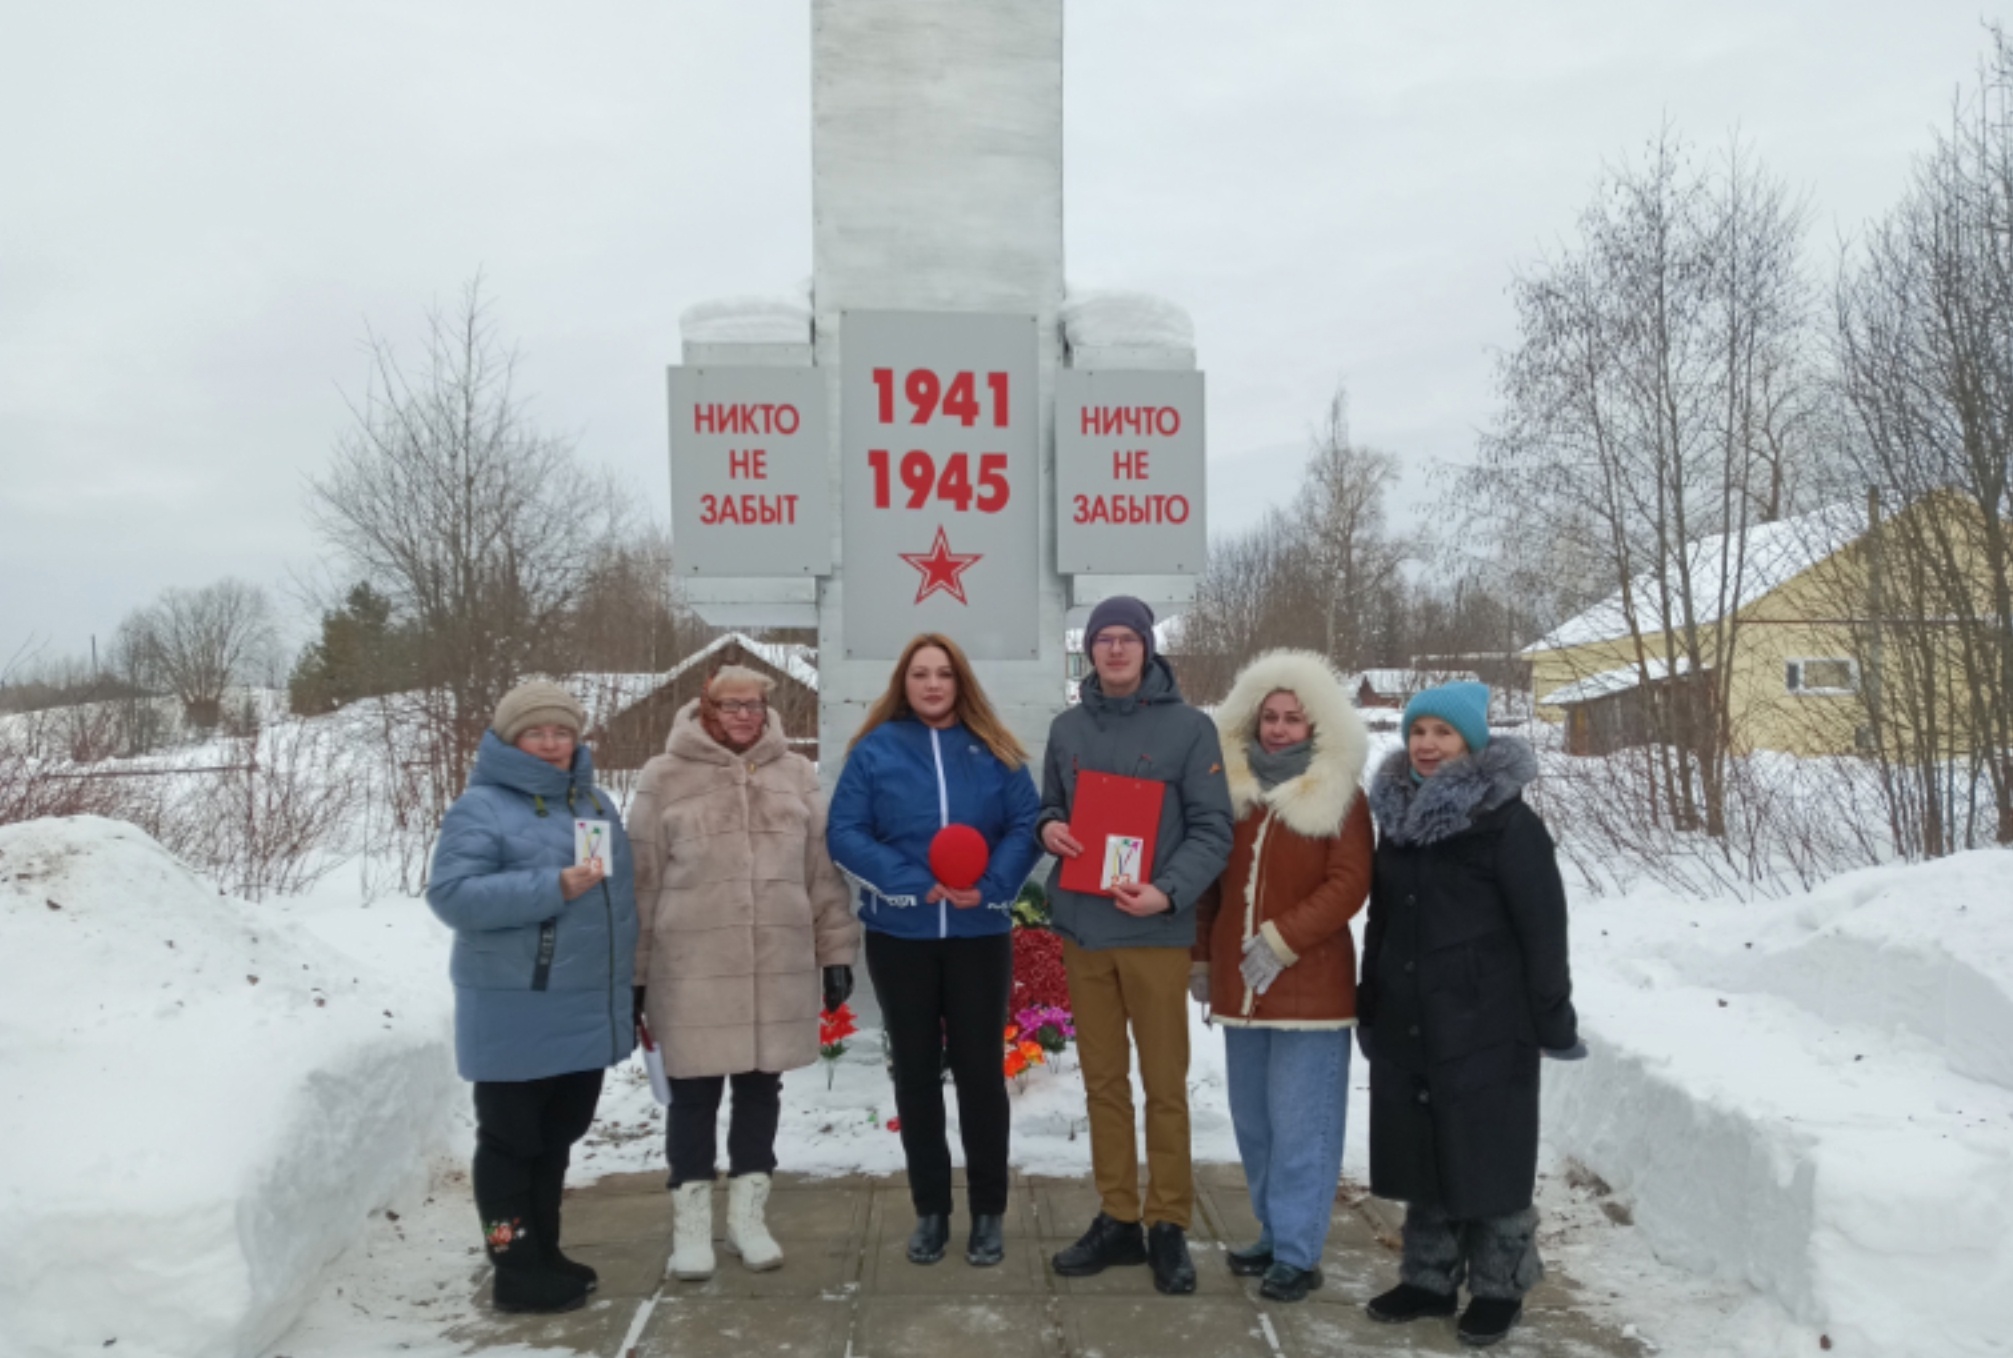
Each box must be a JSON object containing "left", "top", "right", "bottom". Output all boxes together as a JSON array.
[
  {"left": 669, "top": 1180, "right": 716, "bottom": 1281},
  {"left": 724, "top": 1172, "right": 784, "bottom": 1271}
]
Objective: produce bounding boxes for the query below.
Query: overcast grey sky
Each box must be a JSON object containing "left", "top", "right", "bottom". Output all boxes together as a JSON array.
[{"left": 2, "top": 1, "right": 2004, "bottom": 662}]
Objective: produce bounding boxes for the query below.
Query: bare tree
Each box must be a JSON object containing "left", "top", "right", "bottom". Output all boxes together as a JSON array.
[
  {"left": 1469, "top": 126, "right": 1818, "bottom": 840},
  {"left": 116, "top": 579, "right": 278, "bottom": 730},
  {"left": 307, "top": 277, "right": 614, "bottom": 795},
  {"left": 1296, "top": 387, "right": 1407, "bottom": 671},
  {"left": 1830, "top": 27, "right": 2013, "bottom": 849}
]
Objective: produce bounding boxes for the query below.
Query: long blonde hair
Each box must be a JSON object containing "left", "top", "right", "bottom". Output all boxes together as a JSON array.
[{"left": 849, "top": 633, "right": 1029, "bottom": 769}]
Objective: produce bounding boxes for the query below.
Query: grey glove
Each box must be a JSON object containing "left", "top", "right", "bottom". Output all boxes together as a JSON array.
[
  {"left": 1238, "top": 932, "right": 1288, "bottom": 995},
  {"left": 1187, "top": 964, "right": 1211, "bottom": 1005},
  {"left": 1543, "top": 1040, "right": 1590, "bottom": 1061}
]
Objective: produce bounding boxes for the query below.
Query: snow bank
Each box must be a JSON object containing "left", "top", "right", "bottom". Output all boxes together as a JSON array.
[
  {"left": 0, "top": 817, "right": 458, "bottom": 1358},
  {"left": 1544, "top": 851, "right": 2013, "bottom": 1355}
]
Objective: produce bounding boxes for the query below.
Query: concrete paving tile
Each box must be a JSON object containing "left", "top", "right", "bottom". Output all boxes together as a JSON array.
[
  {"left": 853, "top": 1297, "right": 1057, "bottom": 1358},
  {"left": 632, "top": 1295, "right": 852, "bottom": 1358},
  {"left": 861, "top": 1226, "right": 1046, "bottom": 1297},
  {"left": 1196, "top": 1185, "right": 1263, "bottom": 1244},
  {"left": 662, "top": 1238, "right": 861, "bottom": 1300},
  {"left": 446, "top": 1291, "right": 638, "bottom": 1354},
  {"left": 566, "top": 1169, "right": 661, "bottom": 1200},
  {"left": 562, "top": 1186, "right": 674, "bottom": 1247},
  {"left": 764, "top": 1184, "right": 870, "bottom": 1240},
  {"left": 1055, "top": 1296, "right": 1277, "bottom": 1358},
  {"left": 1026, "top": 1178, "right": 1105, "bottom": 1240},
  {"left": 1192, "top": 1160, "right": 1249, "bottom": 1190},
  {"left": 1047, "top": 1245, "right": 1246, "bottom": 1299},
  {"left": 567, "top": 1234, "right": 672, "bottom": 1300}
]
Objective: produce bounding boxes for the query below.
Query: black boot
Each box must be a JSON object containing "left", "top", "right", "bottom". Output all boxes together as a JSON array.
[
  {"left": 907, "top": 1213, "right": 950, "bottom": 1264},
  {"left": 1458, "top": 1297, "right": 1523, "bottom": 1347},
  {"left": 1226, "top": 1239, "right": 1273, "bottom": 1277},
  {"left": 484, "top": 1216, "right": 589, "bottom": 1315},
  {"left": 1050, "top": 1212, "right": 1147, "bottom": 1277},
  {"left": 1258, "top": 1260, "right": 1323, "bottom": 1302},
  {"left": 530, "top": 1161, "right": 597, "bottom": 1293},
  {"left": 966, "top": 1213, "right": 1005, "bottom": 1266},
  {"left": 1366, "top": 1281, "right": 1458, "bottom": 1323},
  {"left": 1145, "top": 1222, "right": 1196, "bottom": 1296}
]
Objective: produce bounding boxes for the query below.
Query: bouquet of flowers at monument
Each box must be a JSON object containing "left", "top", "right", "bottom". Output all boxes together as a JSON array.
[
  {"left": 818, "top": 1002, "right": 858, "bottom": 1090},
  {"left": 1003, "top": 1004, "right": 1074, "bottom": 1082},
  {"left": 1010, "top": 882, "right": 1071, "bottom": 1014}
]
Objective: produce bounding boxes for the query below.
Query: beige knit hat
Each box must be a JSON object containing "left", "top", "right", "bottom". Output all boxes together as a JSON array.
[{"left": 492, "top": 681, "right": 587, "bottom": 744}]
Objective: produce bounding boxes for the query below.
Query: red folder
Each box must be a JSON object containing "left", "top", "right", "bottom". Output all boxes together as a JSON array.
[{"left": 1058, "top": 770, "right": 1165, "bottom": 898}]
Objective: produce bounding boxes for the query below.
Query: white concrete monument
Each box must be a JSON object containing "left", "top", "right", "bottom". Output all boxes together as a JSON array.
[{"left": 668, "top": 0, "right": 1205, "bottom": 775}]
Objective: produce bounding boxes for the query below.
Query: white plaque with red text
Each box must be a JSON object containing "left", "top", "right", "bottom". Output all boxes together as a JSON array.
[
  {"left": 839, "top": 311, "right": 1039, "bottom": 660},
  {"left": 669, "top": 366, "right": 831, "bottom": 577},
  {"left": 1055, "top": 369, "right": 1206, "bottom": 575}
]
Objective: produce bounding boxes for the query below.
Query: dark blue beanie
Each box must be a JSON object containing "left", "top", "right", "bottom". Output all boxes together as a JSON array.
[
  {"left": 1083, "top": 596, "right": 1156, "bottom": 658},
  {"left": 1402, "top": 681, "right": 1492, "bottom": 754}
]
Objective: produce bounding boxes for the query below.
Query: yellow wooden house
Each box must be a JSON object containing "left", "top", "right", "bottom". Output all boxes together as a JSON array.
[{"left": 1523, "top": 503, "right": 1896, "bottom": 758}]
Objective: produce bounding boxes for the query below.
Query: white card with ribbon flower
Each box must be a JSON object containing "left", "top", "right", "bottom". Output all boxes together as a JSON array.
[
  {"left": 1100, "top": 835, "right": 1146, "bottom": 890},
  {"left": 574, "top": 819, "right": 611, "bottom": 869}
]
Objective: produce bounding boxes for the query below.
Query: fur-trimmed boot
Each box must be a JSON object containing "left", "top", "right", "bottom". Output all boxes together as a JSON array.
[
  {"left": 669, "top": 1180, "right": 716, "bottom": 1281},
  {"left": 723, "top": 1172, "right": 784, "bottom": 1271}
]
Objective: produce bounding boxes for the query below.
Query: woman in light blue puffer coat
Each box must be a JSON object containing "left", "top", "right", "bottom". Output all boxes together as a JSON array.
[{"left": 426, "top": 680, "right": 638, "bottom": 1316}]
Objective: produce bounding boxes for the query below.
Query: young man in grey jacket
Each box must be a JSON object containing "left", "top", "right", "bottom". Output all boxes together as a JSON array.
[{"left": 1040, "top": 596, "right": 1233, "bottom": 1295}]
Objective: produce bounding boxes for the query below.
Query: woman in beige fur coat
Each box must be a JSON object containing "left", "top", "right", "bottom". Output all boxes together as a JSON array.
[{"left": 627, "top": 665, "right": 858, "bottom": 1283}]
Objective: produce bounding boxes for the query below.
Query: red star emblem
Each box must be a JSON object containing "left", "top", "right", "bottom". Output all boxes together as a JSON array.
[{"left": 899, "top": 526, "right": 983, "bottom": 605}]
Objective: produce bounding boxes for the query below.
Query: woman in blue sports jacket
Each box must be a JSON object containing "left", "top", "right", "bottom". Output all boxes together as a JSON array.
[
  {"left": 426, "top": 680, "right": 638, "bottom": 1317},
  {"left": 827, "top": 632, "right": 1042, "bottom": 1271}
]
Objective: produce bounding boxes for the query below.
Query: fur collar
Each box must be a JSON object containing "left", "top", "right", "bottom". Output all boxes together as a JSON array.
[
  {"left": 1368, "top": 736, "right": 1538, "bottom": 847},
  {"left": 1213, "top": 649, "right": 1370, "bottom": 838},
  {"left": 666, "top": 697, "right": 788, "bottom": 766}
]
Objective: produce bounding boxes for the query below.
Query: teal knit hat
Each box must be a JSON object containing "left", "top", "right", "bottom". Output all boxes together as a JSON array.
[{"left": 1402, "top": 681, "right": 1492, "bottom": 755}]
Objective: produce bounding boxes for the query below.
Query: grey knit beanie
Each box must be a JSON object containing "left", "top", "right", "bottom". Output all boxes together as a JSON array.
[
  {"left": 492, "top": 681, "right": 586, "bottom": 744},
  {"left": 1083, "top": 596, "right": 1156, "bottom": 658}
]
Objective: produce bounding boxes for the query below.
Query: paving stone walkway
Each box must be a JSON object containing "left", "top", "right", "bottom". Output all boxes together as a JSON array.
[{"left": 448, "top": 1167, "right": 1646, "bottom": 1357}]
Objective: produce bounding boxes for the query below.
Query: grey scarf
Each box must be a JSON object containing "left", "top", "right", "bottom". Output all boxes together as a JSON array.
[{"left": 1246, "top": 737, "right": 1314, "bottom": 792}]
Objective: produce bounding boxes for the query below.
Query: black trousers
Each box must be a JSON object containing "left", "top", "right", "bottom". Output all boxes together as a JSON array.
[
  {"left": 667, "top": 1070, "right": 784, "bottom": 1187},
  {"left": 472, "top": 1068, "right": 604, "bottom": 1255},
  {"left": 865, "top": 929, "right": 1014, "bottom": 1217}
]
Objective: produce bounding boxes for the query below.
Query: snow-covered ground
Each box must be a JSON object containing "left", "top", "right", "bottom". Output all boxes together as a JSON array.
[
  {"left": 6, "top": 798, "right": 2010, "bottom": 1357},
  {"left": 0, "top": 818, "right": 459, "bottom": 1358},
  {"left": 1545, "top": 849, "right": 2013, "bottom": 1356}
]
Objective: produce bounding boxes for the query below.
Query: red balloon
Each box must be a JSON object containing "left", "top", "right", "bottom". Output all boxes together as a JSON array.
[{"left": 929, "top": 823, "right": 991, "bottom": 890}]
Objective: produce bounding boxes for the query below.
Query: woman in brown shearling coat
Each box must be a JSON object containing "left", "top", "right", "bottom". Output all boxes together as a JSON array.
[
  {"left": 1192, "top": 649, "right": 1373, "bottom": 1303},
  {"left": 627, "top": 665, "right": 858, "bottom": 1283}
]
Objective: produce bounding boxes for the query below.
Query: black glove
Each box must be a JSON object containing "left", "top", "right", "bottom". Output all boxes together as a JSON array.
[
  {"left": 1355, "top": 1024, "right": 1377, "bottom": 1065},
  {"left": 632, "top": 985, "right": 647, "bottom": 1029},
  {"left": 1542, "top": 1040, "right": 1590, "bottom": 1061},
  {"left": 822, "top": 965, "right": 853, "bottom": 1014}
]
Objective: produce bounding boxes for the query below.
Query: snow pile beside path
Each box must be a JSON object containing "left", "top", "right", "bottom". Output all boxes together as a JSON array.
[
  {"left": 0, "top": 817, "right": 458, "bottom": 1358},
  {"left": 1544, "top": 850, "right": 2013, "bottom": 1356}
]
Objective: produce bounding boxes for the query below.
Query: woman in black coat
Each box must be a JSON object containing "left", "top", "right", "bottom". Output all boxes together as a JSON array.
[{"left": 1355, "top": 682, "right": 1581, "bottom": 1349}]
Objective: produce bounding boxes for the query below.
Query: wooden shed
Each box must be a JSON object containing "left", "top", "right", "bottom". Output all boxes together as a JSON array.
[{"left": 591, "top": 633, "right": 820, "bottom": 771}]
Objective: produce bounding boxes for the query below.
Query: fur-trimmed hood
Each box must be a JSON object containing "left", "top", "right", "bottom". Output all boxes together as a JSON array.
[
  {"left": 1213, "top": 649, "right": 1370, "bottom": 838},
  {"left": 1368, "top": 736, "right": 1539, "bottom": 847}
]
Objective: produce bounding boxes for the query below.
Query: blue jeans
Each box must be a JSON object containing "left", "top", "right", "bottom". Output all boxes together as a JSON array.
[{"left": 1222, "top": 1026, "right": 1352, "bottom": 1270}]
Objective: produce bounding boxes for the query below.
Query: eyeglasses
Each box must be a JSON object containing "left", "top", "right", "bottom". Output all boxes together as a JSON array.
[
  {"left": 1091, "top": 633, "right": 1143, "bottom": 652},
  {"left": 715, "top": 700, "right": 767, "bottom": 716}
]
